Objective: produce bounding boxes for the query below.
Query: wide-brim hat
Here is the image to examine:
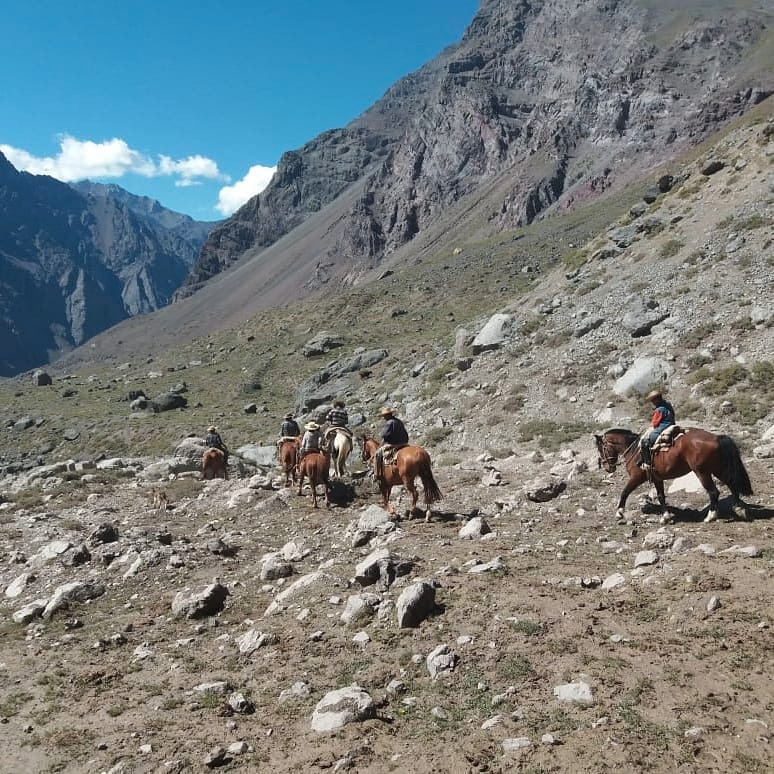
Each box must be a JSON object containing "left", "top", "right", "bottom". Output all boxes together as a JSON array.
[
  {"left": 208, "top": 425, "right": 217, "bottom": 432},
  {"left": 379, "top": 407, "right": 393, "bottom": 417},
  {"left": 304, "top": 422, "right": 319, "bottom": 431},
  {"left": 284, "top": 413, "right": 294, "bottom": 420},
  {"left": 646, "top": 389, "right": 663, "bottom": 401}
]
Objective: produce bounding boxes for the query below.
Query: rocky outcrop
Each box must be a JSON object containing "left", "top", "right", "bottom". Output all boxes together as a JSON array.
[{"left": 178, "top": 0, "right": 773, "bottom": 301}]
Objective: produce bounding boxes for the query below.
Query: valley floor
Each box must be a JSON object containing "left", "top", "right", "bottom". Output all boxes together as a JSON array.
[{"left": 0, "top": 449, "right": 772, "bottom": 774}]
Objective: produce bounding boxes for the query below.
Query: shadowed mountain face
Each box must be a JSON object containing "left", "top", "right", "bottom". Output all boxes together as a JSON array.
[
  {"left": 0, "top": 158, "right": 214, "bottom": 376},
  {"left": 178, "top": 0, "right": 772, "bottom": 301}
]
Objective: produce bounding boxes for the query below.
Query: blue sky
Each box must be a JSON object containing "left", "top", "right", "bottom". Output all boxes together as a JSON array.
[{"left": 0, "top": 0, "right": 478, "bottom": 220}]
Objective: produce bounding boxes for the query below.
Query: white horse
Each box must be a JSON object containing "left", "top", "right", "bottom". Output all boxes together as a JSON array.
[{"left": 328, "top": 429, "right": 353, "bottom": 479}]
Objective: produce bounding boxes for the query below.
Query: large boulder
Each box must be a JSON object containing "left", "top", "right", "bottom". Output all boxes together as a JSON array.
[
  {"left": 471, "top": 314, "right": 515, "bottom": 354},
  {"left": 174, "top": 437, "right": 208, "bottom": 466},
  {"left": 621, "top": 297, "right": 669, "bottom": 338},
  {"left": 302, "top": 331, "right": 345, "bottom": 357},
  {"left": 32, "top": 369, "right": 52, "bottom": 386},
  {"left": 613, "top": 357, "right": 674, "bottom": 396},
  {"left": 396, "top": 581, "right": 437, "bottom": 628},
  {"left": 172, "top": 581, "right": 229, "bottom": 619},
  {"left": 150, "top": 392, "right": 188, "bottom": 412},
  {"left": 42, "top": 579, "right": 106, "bottom": 619},
  {"left": 236, "top": 444, "right": 277, "bottom": 468},
  {"left": 311, "top": 686, "right": 376, "bottom": 732}
]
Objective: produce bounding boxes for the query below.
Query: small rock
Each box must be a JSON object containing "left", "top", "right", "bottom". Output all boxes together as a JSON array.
[
  {"left": 634, "top": 550, "right": 658, "bottom": 568},
  {"left": 554, "top": 681, "right": 593, "bottom": 704},
  {"left": 502, "top": 737, "right": 532, "bottom": 752},
  {"left": 426, "top": 644, "right": 458, "bottom": 679}
]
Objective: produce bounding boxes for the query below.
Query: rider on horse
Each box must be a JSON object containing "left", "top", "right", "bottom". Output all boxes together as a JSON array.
[
  {"left": 298, "top": 421, "right": 323, "bottom": 463},
  {"left": 639, "top": 389, "right": 675, "bottom": 470},
  {"left": 324, "top": 400, "right": 352, "bottom": 454},
  {"left": 280, "top": 412, "right": 301, "bottom": 438},
  {"left": 205, "top": 425, "right": 229, "bottom": 464},
  {"left": 375, "top": 407, "right": 409, "bottom": 476},
  {"left": 277, "top": 412, "right": 301, "bottom": 459}
]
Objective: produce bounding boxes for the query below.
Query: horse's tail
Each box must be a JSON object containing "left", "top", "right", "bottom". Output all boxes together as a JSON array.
[
  {"left": 419, "top": 456, "right": 443, "bottom": 504},
  {"left": 718, "top": 435, "right": 753, "bottom": 496}
]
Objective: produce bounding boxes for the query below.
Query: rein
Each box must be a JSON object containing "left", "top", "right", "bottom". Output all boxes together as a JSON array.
[{"left": 601, "top": 433, "right": 639, "bottom": 472}]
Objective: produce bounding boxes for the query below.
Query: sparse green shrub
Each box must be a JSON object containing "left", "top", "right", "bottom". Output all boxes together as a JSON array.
[
  {"left": 695, "top": 364, "right": 749, "bottom": 396},
  {"left": 686, "top": 353, "right": 712, "bottom": 370},
  {"left": 680, "top": 322, "right": 717, "bottom": 350},
  {"left": 518, "top": 419, "right": 591, "bottom": 450},
  {"left": 564, "top": 249, "right": 588, "bottom": 271},
  {"left": 502, "top": 394, "right": 525, "bottom": 413},
  {"left": 521, "top": 315, "right": 542, "bottom": 335},
  {"left": 424, "top": 426, "right": 452, "bottom": 445},
  {"left": 735, "top": 214, "right": 771, "bottom": 231},
  {"left": 728, "top": 396, "right": 768, "bottom": 425},
  {"left": 423, "top": 364, "right": 455, "bottom": 398},
  {"left": 660, "top": 239, "right": 683, "bottom": 259}
]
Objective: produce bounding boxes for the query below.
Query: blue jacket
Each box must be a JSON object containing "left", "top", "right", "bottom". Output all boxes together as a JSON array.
[
  {"left": 381, "top": 417, "right": 408, "bottom": 445},
  {"left": 280, "top": 419, "right": 300, "bottom": 437}
]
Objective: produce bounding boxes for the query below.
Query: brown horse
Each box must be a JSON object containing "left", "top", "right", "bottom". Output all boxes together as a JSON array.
[
  {"left": 594, "top": 427, "right": 752, "bottom": 523},
  {"left": 361, "top": 436, "right": 442, "bottom": 522},
  {"left": 201, "top": 448, "right": 228, "bottom": 480},
  {"left": 297, "top": 450, "right": 330, "bottom": 508},
  {"left": 278, "top": 437, "right": 300, "bottom": 487}
]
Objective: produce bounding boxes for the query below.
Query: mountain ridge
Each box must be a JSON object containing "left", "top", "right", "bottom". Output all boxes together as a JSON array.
[{"left": 0, "top": 155, "right": 214, "bottom": 376}]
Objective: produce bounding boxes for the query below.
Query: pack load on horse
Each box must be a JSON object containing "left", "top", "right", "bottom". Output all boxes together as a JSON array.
[
  {"left": 639, "top": 390, "right": 675, "bottom": 470},
  {"left": 595, "top": 423, "right": 753, "bottom": 524},
  {"left": 361, "top": 408, "right": 442, "bottom": 521},
  {"left": 202, "top": 426, "right": 229, "bottom": 479},
  {"left": 297, "top": 421, "right": 330, "bottom": 507},
  {"left": 324, "top": 400, "right": 353, "bottom": 479}
]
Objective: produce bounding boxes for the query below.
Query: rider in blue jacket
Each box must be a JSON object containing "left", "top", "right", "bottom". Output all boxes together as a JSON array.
[{"left": 640, "top": 389, "right": 675, "bottom": 469}]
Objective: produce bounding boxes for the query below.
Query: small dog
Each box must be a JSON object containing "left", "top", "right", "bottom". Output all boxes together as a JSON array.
[{"left": 151, "top": 489, "right": 169, "bottom": 512}]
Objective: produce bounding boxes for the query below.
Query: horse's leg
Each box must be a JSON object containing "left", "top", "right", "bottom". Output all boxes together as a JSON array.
[
  {"left": 297, "top": 467, "right": 305, "bottom": 498},
  {"left": 403, "top": 476, "right": 419, "bottom": 520},
  {"left": 695, "top": 469, "right": 721, "bottom": 522},
  {"left": 616, "top": 471, "right": 647, "bottom": 520},
  {"left": 311, "top": 478, "right": 318, "bottom": 508},
  {"left": 653, "top": 479, "right": 671, "bottom": 524},
  {"left": 379, "top": 480, "right": 396, "bottom": 517}
]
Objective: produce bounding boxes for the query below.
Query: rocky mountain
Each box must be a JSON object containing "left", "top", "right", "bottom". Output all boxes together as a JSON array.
[
  {"left": 0, "top": 157, "right": 214, "bottom": 376},
  {"left": 176, "top": 0, "right": 773, "bottom": 307},
  {"left": 0, "top": 101, "right": 773, "bottom": 774}
]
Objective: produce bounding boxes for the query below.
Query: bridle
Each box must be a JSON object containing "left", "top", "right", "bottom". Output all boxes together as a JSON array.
[{"left": 598, "top": 433, "right": 638, "bottom": 472}]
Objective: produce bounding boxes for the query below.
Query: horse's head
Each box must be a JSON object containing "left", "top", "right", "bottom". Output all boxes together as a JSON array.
[
  {"left": 594, "top": 432, "right": 620, "bottom": 473},
  {"left": 360, "top": 435, "right": 376, "bottom": 462}
]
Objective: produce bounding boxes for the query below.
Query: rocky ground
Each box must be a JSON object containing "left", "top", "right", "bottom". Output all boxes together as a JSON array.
[
  {"left": 1, "top": 107, "right": 773, "bottom": 774},
  {"left": 0, "top": 440, "right": 772, "bottom": 773}
]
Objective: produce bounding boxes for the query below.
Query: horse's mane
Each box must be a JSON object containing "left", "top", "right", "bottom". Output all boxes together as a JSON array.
[{"left": 603, "top": 427, "right": 638, "bottom": 440}]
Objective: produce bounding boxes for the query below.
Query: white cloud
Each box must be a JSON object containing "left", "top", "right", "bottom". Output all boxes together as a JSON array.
[
  {"left": 216, "top": 164, "right": 276, "bottom": 216},
  {"left": 0, "top": 135, "right": 227, "bottom": 187}
]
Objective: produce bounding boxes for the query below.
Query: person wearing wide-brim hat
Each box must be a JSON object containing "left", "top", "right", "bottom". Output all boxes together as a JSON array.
[
  {"left": 299, "top": 421, "right": 323, "bottom": 463},
  {"left": 639, "top": 388, "right": 676, "bottom": 470},
  {"left": 205, "top": 425, "right": 229, "bottom": 462},
  {"left": 374, "top": 407, "right": 409, "bottom": 475}
]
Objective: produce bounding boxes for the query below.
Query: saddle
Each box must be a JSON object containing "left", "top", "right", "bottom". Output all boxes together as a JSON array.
[
  {"left": 278, "top": 435, "right": 299, "bottom": 444},
  {"left": 652, "top": 425, "right": 683, "bottom": 453},
  {"left": 325, "top": 426, "right": 353, "bottom": 441},
  {"left": 375, "top": 444, "right": 407, "bottom": 477}
]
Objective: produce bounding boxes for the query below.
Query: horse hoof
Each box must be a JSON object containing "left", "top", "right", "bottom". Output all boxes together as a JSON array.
[
  {"left": 425, "top": 510, "right": 432, "bottom": 524},
  {"left": 704, "top": 510, "right": 718, "bottom": 523}
]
